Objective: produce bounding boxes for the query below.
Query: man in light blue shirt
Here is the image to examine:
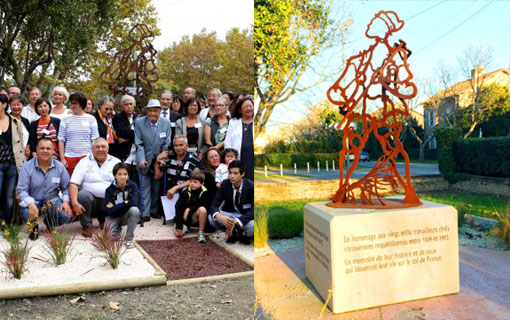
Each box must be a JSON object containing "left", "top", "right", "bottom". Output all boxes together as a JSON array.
[{"left": 17, "top": 137, "right": 73, "bottom": 228}]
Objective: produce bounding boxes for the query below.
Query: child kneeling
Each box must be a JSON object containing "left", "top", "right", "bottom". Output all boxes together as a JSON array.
[
  {"left": 104, "top": 163, "right": 140, "bottom": 245},
  {"left": 174, "top": 169, "right": 208, "bottom": 243}
]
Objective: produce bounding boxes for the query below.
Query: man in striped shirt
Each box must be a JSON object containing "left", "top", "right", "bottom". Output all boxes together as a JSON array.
[
  {"left": 154, "top": 135, "right": 201, "bottom": 199},
  {"left": 58, "top": 92, "right": 99, "bottom": 176}
]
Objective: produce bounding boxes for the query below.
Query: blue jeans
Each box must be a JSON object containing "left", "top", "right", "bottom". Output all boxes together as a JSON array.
[
  {"left": 20, "top": 198, "right": 72, "bottom": 226},
  {"left": 0, "top": 162, "right": 17, "bottom": 223},
  {"left": 208, "top": 211, "right": 254, "bottom": 237}
]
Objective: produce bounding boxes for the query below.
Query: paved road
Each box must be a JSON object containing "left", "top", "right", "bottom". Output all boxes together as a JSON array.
[{"left": 256, "top": 161, "right": 439, "bottom": 183}]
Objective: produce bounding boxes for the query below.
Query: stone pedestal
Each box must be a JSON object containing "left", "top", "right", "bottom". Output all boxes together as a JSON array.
[{"left": 304, "top": 199, "right": 459, "bottom": 314}]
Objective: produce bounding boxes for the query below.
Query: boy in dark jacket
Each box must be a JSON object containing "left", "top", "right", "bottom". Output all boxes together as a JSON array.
[
  {"left": 104, "top": 163, "right": 140, "bottom": 246},
  {"left": 174, "top": 169, "right": 208, "bottom": 243}
]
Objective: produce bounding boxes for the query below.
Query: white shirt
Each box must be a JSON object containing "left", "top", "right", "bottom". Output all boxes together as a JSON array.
[
  {"left": 199, "top": 107, "right": 230, "bottom": 123},
  {"left": 232, "top": 181, "right": 244, "bottom": 213},
  {"left": 160, "top": 108, "right": 171, "bottom": 121},
  {"left": 215, "top": 163, "right": 228, "bottom": 183},
  {"left": 124, "top": 115, "right": 137, "bottom": 165},
  {"left": 22, "top": 105, "right": 40, "bottom": 123},
  {"left": 70, "top": 154, "right": 121, "bottom": 198},
  {"left": 50, "top": 108, "right": 71, "bottom": 120}
]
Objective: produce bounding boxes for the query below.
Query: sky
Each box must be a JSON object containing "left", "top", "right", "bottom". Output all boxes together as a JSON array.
[
  {"left": 264, "top": 0, "right": 510, "bottom": 135},
  {"left": 150, "top": 0, "right": 254, "bottom": 50}
]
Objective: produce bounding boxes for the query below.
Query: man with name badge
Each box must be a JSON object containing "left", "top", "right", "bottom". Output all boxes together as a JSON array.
[{"left": 135, "top": 99, "right": 171, "bottom": 221}]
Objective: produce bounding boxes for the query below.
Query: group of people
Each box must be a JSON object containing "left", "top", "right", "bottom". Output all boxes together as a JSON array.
[{"left": 0, "top": 84, "right": 255, "bottom": 245}]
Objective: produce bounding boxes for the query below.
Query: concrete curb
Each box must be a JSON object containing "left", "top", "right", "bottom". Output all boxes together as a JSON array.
[
  {"left": 465, "top": 214, "right": 498, "bottom": 228},
  {"left": 133, "top": 240, "right": 167, "bottom": 278},
  {"left": 0, "top": 243, "right": 168, "bottom": 300},
  {"left": 167, "top": 271, "right": 254, "bottom": 286},
  {"left": 209, "top": 237, "right": 254, "bottom": 268}
]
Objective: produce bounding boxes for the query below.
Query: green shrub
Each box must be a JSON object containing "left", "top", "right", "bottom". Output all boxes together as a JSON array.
[
  {"left": 268, "top": 210, "right": 303, "bottom": 238},
  {"left": 453, "top": 137, "right": 510, "bottom": 178},
  {"left": 258, "top": 201, "right": 307, "bottom": 238},
  {"left": 434, "top": 127, "right": 463, "bottom": 183}
]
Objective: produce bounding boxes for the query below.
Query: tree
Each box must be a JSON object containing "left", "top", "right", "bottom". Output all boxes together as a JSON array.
[
  {"left": 457, "top": 44, "right": 495, "bottom": 138},
  {"left": 457, "top": 83, "right": 510, "bottom": 137},
  {"left": 82, "top": 0, "right": 160, "bottom": 99},
  {"left": 156, "top": 28, "right": 253, "bottom": 98},
  {"left": 264, "top": 99, "right": 344, "bottom": 153},
  {"left": 156, "top": 30, "right": 221, "bottom": 97},
  {"left": 0, "top": 0, "right": 115, "bottom": 94},
  {"left": 254, "top": 0, "right": 345, "bottom": 138},
  {"left": 217, "top": 28, "right": 254, "bottom": 94}
]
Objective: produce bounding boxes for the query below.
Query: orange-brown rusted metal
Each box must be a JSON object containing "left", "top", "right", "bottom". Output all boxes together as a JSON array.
[
  {"left": 101, "top": 24, "right": 159, "bottom": 111},
  {"left": 326, "top": 10, "right": 422, "bottom": 209}
]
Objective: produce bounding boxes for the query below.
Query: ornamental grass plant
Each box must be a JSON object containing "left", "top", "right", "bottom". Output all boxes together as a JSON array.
[
  {"left": 254, "top": 207, "right": 269, "bottom": 249},
  {"left": 0, "top": 220, "right": 20, "bottom": 245},
  {"left": 42, "top": 227, "right": 74, "bottom": 266},
  {"left": 39, "top": 201, "right": 74, "bottom": 265},
  {"left": 491, "top": 204, "right": 510, "bottom": 244},
  {"left": 92, "top": 223, "right": 125, "bottom": 269},
  {"left": 1, "top": 239, "right": 30, "bottom": 279}
]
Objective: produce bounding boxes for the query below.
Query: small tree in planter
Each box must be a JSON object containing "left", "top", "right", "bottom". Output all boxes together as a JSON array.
[
  {"left": 1, "top": 239, "right": 30, "bottom": 279},
  {"left": 92, "top": 224, "right": 125, "bottom": 269}
]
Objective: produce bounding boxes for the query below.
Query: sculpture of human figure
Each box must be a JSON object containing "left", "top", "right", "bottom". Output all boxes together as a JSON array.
[{"left": 326, "top": 10, "right": 420, "bottom": 207}]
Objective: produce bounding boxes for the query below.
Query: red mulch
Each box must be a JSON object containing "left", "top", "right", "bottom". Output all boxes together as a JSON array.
[{"left": 137, "top": 238, "right": 252, "bottom": 280}]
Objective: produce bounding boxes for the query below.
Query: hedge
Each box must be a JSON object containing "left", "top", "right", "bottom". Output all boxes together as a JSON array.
[
  {"left": 453, "top": 137, "right": 510, "bottom": 178},
  {"left": 255, "top": 153, "right": 338, "bottom": 168},
  {"left": 434, "top": 127, "right": 465, "bottom": 183}
]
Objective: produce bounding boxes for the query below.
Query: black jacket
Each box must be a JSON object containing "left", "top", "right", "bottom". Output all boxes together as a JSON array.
[
  {"left": 112, "top": 112, "right": 138, "bottom": 161},
  {"left": 210, "top": 178, "right": 254, "bottom": 226},
  {"left": 104, "top": 179, "right": 139, "bottom": 218},
  {"left": 28, "top": 117, "right": 60, "bottom": 154},
  {"left": 174, "top": 185, "right": 208, "bottom": 230}
]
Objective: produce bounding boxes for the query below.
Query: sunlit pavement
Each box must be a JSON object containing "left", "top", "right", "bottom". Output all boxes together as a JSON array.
[{"left": 255, "top": 245, "right": 510, "bottom": 319}]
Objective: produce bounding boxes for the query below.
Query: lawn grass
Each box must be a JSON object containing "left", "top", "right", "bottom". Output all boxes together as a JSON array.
[
  {"left": 256, "top": 199, "right": 330, "bottom": 238},
  {"left": 256, "top": 200, "right": 312, "bottom": 238},
  {"left": 257, "top": 191, "right": 507, "bottom": 239},
  {"left": 418, "top": 191, "right": 507, "bottom": 220}
]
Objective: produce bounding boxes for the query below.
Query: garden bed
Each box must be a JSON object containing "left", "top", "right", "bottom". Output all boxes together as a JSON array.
[
  {"left": 0, "top": 236, "right": 166, "bottom": 299},
  {"left": 137, "top": 238, "right": 252, "bottom": 281}
]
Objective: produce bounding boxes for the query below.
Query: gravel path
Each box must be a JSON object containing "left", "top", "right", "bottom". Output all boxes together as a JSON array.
[{"left": 0, "top": 236, "right": 157, "bottom": 291}]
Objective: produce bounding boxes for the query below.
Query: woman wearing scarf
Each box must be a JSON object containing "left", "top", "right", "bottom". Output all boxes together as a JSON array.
[{"left": 93, "top": 96, "right": 117, "bottom": 155}]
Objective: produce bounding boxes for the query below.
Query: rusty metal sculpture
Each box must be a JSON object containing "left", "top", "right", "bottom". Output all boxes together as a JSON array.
[
  {"left": 101, "top": 24, "right": 159, "bottom": 110},
  {"left": 326, "top": 11, "right": 422, "bottom": 209}
]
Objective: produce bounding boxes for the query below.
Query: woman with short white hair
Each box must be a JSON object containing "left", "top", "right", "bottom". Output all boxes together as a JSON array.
[{"left": 50, "top": 86, "right": 71, "bottom": 120}]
